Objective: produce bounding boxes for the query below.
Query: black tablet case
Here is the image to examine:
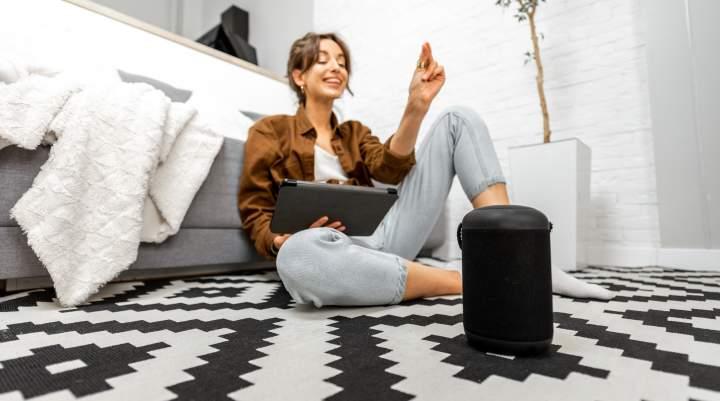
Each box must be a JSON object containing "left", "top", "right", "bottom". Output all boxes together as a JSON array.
[{"left": 270, "top": 179, "right": 398, "bottom": 236}]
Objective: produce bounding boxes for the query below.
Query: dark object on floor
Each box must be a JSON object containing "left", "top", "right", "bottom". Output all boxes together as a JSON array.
[
  {"left": 197, "top": 6, "right": 257, "bottom": 65},
  {"left": 458, "top": 205, "right": 554, "bottom": 355}
]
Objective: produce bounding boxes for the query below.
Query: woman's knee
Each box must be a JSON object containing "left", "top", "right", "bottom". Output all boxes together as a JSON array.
[
  {"left": 275, "top": 227, "right": 350, "bottom": 306},
  {"left": 423, "top": 105, "right": 490, "bottom": 149},
  {"left": 276, "top": 227, "right": 347, "bottom": 277},
  {"left": 440, "top": 105, "right": 491, "bottom": 140},
  {"left": 441, "top": 104, "right": 479, "bottom": 119}
]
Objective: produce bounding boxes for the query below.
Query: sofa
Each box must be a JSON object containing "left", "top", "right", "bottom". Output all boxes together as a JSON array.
[{"left": 1, "top": 137, "right": 446, "bottom": 292}]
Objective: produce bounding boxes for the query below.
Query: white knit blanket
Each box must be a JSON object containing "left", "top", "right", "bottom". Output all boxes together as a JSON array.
[{"left": 0, "top": 67, "right": 223, "bottom": 306}]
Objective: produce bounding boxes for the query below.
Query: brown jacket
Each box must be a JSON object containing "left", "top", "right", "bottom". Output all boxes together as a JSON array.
[{"left": 237, "top": 104, "right": 416, "bottom": 259}]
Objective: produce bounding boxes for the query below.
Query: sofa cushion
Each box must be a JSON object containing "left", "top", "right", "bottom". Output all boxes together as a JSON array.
[
  {"left": 239, "top": 110, "right": 265, "bottom": 121},
  {"left": 117, "top": 70, "right": 193, "bottom": 103},
  {"left": 181, "top": 138, "right": 244, "bottom": 228},
  {"left": 0, "top": 145, "right": 49, "bottom": 226}
]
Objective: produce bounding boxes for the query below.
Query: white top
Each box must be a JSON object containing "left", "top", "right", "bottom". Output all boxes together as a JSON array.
[{"left": 314, "top": 145, "right": 348, "bottom": 183}]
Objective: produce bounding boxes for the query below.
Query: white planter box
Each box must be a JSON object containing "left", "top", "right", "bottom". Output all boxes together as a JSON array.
[{"left": 507, "top": 138, "right": 592, "bottom": 271}]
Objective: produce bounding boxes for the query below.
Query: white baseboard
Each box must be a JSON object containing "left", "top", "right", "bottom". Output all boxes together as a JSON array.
[
  {"left": 586, "top": 245, "right": 658, "bottom": 267},
  {"left": 587, "top": 245, "right": 720, "bottom": 271},
  {"left": 657, "top": 248, "right": 720, "bottom": 271}
]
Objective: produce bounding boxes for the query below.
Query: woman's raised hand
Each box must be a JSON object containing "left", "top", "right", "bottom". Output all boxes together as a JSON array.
[
  {"left": 408, "top": 42, "right": 446, "bottom": 112},
  {"left": 272, "top": 216, "right": 346, "bottom": 251}
]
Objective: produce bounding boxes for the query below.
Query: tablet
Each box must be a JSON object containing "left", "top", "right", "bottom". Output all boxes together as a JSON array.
[{"left": 270, "top": 179, "right": 398, "bottom": 236}]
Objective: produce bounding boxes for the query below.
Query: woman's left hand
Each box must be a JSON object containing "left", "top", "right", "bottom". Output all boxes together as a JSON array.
[{"left": 408, "top": 42, "right": 445, "bottom": 112}]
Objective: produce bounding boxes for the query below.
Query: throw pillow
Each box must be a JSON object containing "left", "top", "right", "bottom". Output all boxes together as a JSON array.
[
  {"left": 239, "top": 110, "right": 265, "bottom": 121},
  {"left": 117, "top": 70, "right": 193, "bottom": 103}
]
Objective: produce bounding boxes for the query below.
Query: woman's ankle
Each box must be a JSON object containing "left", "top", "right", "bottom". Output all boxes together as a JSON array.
[
  {"left": 435, "top": 269, "right": 462, "bottom": 296},
  {"left": 448, "top": 270, "right": 462, "bottom": 294},
  {"left": 403, "top": 262, "right": 462, "bottom": 300}
]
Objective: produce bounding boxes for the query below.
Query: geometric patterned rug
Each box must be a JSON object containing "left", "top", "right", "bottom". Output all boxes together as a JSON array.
[{"left": 1, "top": 265, "right": 719, "bottom": 401}]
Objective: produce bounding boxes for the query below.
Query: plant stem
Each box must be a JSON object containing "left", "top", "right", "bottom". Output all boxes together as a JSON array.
[{"left": 525, "top": 0, "right": 551, "bottom": 143}]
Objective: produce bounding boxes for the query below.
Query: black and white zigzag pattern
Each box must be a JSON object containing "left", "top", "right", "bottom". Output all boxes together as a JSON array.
[{"left": 1, "top": 266, "right": 719, "bottom": 401}]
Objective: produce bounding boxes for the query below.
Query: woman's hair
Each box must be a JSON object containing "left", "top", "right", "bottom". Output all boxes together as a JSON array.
[{"left": 286, "top": 32, "right": 354, "bottom": 105}]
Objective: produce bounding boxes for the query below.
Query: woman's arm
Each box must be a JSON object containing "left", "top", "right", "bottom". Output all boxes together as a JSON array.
[
  {"left": 357, "top": 123, "right": 417, "bottom": 185},
  {"left": 388, "top": 105, "right": 428, "bottom": 156},
  {"left": 388, "top": 42, "right": 446, "bottom": 156},
  {"left": 238, "top": 126, "right": 282, "bottom": 259}
]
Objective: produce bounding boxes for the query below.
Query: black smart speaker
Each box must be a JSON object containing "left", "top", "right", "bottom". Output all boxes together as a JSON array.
[{"left": 457, "top": 205, "right": 554, "bottom": 355}]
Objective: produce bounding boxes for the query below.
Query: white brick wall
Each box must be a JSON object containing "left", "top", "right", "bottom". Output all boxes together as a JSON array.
[{"left": 314, "top": 0, "right": 659, "bottom": 265}]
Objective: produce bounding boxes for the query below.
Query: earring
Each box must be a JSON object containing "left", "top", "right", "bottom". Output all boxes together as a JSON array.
[{"left": 301, "top": 85, "right": 305, "bottom": 94}]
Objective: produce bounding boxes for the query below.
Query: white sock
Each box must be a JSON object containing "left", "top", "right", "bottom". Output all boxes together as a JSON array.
[{"left": 551, "top": 264, "right": 614, "bottom": 301}]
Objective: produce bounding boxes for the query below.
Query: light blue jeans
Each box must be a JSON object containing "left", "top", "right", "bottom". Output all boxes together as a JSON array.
[{"left": 276, "top": 105, "right": 506, "bottom": 307}]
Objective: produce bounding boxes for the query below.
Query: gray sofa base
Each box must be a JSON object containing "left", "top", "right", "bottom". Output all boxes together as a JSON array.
[
  {"left": 3, "top": 262, "right": 275, "bottom": 292},
  {"left": 0, "top": 226, "right": 270, "bottom": 281}
]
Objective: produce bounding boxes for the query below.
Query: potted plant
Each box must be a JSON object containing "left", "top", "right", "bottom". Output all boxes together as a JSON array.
[{"left": 499, "top": 0, "right": 592, "bottom": 271}]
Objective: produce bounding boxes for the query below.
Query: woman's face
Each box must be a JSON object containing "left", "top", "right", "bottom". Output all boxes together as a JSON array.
[{"left": 295, "top": 38, "right": 348, "bottom": 103}]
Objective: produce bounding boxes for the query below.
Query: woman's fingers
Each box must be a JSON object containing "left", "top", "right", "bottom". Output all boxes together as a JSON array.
[
  {"left": 309, "top": 216, "right": 345, "bottom": 230},
  {"left": 422, "top": 60, "right": 433, "bottom": 80},
  {"left": 424, "top": 60, "right": 439, "bottom": 81},
  {"left": 430, "top": 64, "right": 444, "bottom": 81},
  {"left": 274, "top": 233, "right": 291, "bottom": 248},
  {"left": 418, "top": 42, "right": 431, "bottom": 68},
  {"left": 310, "top": 216, "right": 329, "bottom": 228},
  {"left": 308, "top": 216, "right": 346, "bottom": 232},
  {"left": 421, "top": 42, "right": 434, "bottom": 67},
  {"left": 418, "top": 42, "right": 440, "bottom": 82}
]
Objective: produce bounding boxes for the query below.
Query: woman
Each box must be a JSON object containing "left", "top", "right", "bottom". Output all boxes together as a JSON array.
[{"left": 238, "top": 32, "right": 613, "bottom": 307}]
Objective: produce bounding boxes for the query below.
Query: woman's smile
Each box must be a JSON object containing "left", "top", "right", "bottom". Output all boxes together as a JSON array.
[{"left": 323, "top": 77, "right": 343, "bottom": 87}]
